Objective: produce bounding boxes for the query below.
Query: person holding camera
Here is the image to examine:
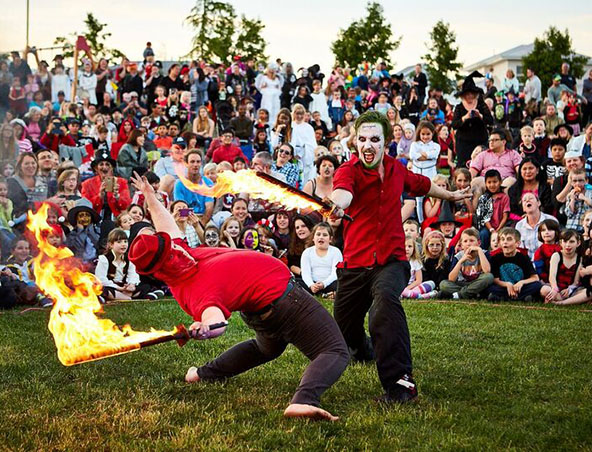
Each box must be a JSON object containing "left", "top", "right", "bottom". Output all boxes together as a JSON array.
[{"left": 39, "top": 117, "right": 76, "bottom": 152}]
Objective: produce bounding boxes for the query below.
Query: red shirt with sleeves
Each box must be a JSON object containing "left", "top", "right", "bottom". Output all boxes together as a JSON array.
[
  {"left": 211, "top": 144, "right": 248, "bottom": 164},
  {"left": 152, "top": 239, "right": 291, "bottom": 320},
  {"left": 80, "top": 175, "right": 132, "bottom": 216},
  {"left": 332, "top": 154, "right": 431, "bottom": 268}
]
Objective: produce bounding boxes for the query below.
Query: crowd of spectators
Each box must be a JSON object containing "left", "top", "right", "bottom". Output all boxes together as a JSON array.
[{"left": 1, "top": 42, "right": 592, "bottom": 309}]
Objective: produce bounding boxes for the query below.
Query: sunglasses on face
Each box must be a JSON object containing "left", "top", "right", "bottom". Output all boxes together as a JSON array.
[{"left": 279, "top": 149, "right": 292, "bottom": 155}]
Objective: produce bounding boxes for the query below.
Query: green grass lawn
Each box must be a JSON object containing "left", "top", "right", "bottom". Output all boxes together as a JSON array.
[{"left": 1, "top": 299, "right": 591, "bottom": 451}]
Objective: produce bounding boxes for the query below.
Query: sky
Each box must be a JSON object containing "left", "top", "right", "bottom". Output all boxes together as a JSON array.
[{"left": 1, "top": 0, "right": 591, "bottom": 75}]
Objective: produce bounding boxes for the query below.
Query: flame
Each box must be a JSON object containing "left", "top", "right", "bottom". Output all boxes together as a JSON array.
[
  {"left": 177, "top": 168, "right": 325, "bottom": 212},
  {"left": 28, "top": 204, "right": 176, "bottom": 366}
]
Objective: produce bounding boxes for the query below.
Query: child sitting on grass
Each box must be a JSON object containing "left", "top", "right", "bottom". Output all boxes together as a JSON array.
[
  {"left": 562, "top": 168, "right": 592, "bottom": 232},
  {"left": 533, "top": 219, "right": 562, "bottom": 283},
  {"left": 301, "top": 222, "right": 342, "bottom": 297},
  {"left": 545, "top": 229, "right": 582, "bottom": 303},
  {"left": 488, "top": 228, "right": 552, "bottom": 302},
  {"left": 553, "top": 230, "right": 592, "bottom": 305},
  {"left": 440, "top": 227, "right": 493, "bottom": 300},
  {"left": 420, "top": 230, "right": 450, "bottom": 298},
  {"left": 475, "top": 169, "right": 510, "bottom": 250},
  {"left": 94, "top": 228, "right": 163, "bottom": 302},
  {"left": 401, "top": 235, "right": 436, "bottom": 299}
]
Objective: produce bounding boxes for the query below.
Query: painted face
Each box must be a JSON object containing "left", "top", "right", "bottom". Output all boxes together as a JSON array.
[
  {"left": 97, "top": 161, "right": 113, "bottom": 178},
  {"left": 330, "top": 143, "right": 343, "bottom": 157},
  {"left": 356, "top": 123, "right": 385, "bottom": 169},
  {"left": 403, "top": 128, "right": 414, "bottom": 140},
  {"left": 111, "top": 239, "right": 129, "bottom": 255},
  {"left": 426, "top": 238, "right": 443, "bottom": 257},
  {"left": 77, "top": 211, "right": 92, "bottom": 227},
  {"left": 227, "top": 221, "right": 241, "bottom": 238},
  {"left": 500, "top": 234, "right": 518, "bottom": 255},
  {"left": 205, "top": 229, "right": 220, "bottom": 247},
  {"left": 439, "top": 222, "right": 455, "bottom": 236},
  {"left": 243, "top": 230, "right": 259, "bottom": 249},
  {"left": 319, "top": 160, "right": 335, "bottom": 178}
]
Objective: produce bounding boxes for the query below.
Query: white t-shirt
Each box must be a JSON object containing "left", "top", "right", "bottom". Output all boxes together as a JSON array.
[{"left": 301, "top": 245, "right": 343, "bottom": 288}]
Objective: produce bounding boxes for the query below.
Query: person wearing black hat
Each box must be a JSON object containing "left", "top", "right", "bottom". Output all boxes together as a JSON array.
[
  {"left": 429, "top": 200, "right": 463, "bottom": 248},
  {"left": 65, "top": 197, "right": 101, "bottom": 267},
  {"left": 451, "top": 71, "right": 493, "bottom": 169},
  {"left": 80, "top": 151, "right": 131, "bottom": 218},
  {"left": 554, "top": 123, "right": 573, "bottom": 142}
]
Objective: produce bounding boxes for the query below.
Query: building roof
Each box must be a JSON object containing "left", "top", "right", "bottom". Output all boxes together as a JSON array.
[{"left": 464, "top": 43, "right": 592, "bottom": 72}]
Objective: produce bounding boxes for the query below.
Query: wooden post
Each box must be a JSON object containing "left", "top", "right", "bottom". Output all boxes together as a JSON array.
[{"left": 71, "top": 45, "right": 79, "bottom": 102}]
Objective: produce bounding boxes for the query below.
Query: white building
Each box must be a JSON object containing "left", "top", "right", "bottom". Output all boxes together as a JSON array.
[{"left": 463, "top": 43, "right": 592, "bottom": 93}]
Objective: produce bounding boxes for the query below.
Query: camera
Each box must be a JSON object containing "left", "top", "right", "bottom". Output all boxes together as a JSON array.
[{"left": 179, "top": 208, "right": 192, "bottom": 218}]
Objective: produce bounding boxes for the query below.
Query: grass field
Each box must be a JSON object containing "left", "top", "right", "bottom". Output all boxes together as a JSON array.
[{"left": 1, "top": 299, "right": 591, "bottom": 451}]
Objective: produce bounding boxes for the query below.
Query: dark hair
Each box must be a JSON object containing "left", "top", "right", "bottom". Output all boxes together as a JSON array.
[
  {"left": 233, "top": 156, "right": 247, "bottom": 166},
  {"left": 144, "top": 171, "right": 160, "bottom": 185},
  {"left": 231, "top": 197, "right": 248, "bottom": 211},
  {"left": 126, "top": 129, "right": 144, "bottom": 146},
  {"left": 170, "top": 199, "right": 188, "bottom": 212},
  {"left": 353, "top": 110, "right": 394, "bottom": 143},
  {"left": 490, "top": 128, "right": 508, "bottom": 142},
  {"left": 221, "top": 128, "right": 235, "bottom": 137},
  {"left": 315, "top": 154, "right": 339, "bottom": 173},
  {"left": 128, "top": 204, "right": 145, "bottom": 218},
  {"left": 288, "top": 214, "right": 316, "bottom": 257},
  {"left": 484, "top": 169, "right": 501, "bottom": 181},
  {"left": 537, "top": 219, "right": 561, "bottom": 243},
  {"left": 549, "top": 138, "right": 567, "bottom": 150},
  {"left": 106, "top": 228, "right": 128, "bottom": 244},
  {"left": 184, "top": 149, "right": 203, "bottom": 163},
  {"left": 559, "top": 229, "right": 581, "bottom": 247},
  {"left": 273, "top": 142, "right": 294, "bottom": 160}
]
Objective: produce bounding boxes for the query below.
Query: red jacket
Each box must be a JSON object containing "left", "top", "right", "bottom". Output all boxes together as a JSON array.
[
  {"left": 211, "top": 144, "right": 248, "bottom": 164},
  {"left": 81, "top": 175, "right": 131, "bottom": 217},
  {"left": 40, "top": 133, "right": 76, "bottom": 152}
]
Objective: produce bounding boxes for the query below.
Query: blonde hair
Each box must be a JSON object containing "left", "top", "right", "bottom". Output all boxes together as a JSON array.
[
  {"left": 220, "top": 215, "right": 241, "bottom": 246},
  {"left": 432, "top": 174, "right": 450, "bottom": 189},
  {"left": 421, "top": 230, "right": 447, "bottom": 269},
  {"left": 520, "top": 125, "right": 534, "bottom": 135},
  {"left": 405, "top": 235, "right": 421, "bottom": 263}
]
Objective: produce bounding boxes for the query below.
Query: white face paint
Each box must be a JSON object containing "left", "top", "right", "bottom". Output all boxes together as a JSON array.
[{"left": 356, "top": 123, "right": 385, "bottom": 169}]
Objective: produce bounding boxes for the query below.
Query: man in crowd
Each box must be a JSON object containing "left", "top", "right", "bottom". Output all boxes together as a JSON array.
[{"left": 173, "top": 149, "right": 214, "bottom": 224}]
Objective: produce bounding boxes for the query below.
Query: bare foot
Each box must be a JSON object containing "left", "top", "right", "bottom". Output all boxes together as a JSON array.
[
  {"left": 283, "top": 403, "right": 339, "bottom": 421},
  {"left": 185, "top": 366, "right": 200, "bottom": 383}
]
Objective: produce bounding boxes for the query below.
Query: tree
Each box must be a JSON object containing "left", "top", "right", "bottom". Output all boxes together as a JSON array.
[
  {"left": 54, "top": 13, "right": 124, "bottom": 61},
  {"left": 423, "top": 20, "right": 462, "bottom": 94},
  {"left": 522, "top": 26, "right": 588, "bottom": 90},
  {"left": 233, "top": 15, "right": 267, "bottom": 62},
  {"left": 185, "top": 1, "right": 267, "bottom": 64},
  {"left": 331, "top": 2, "right": 401, "bottom": 69}
]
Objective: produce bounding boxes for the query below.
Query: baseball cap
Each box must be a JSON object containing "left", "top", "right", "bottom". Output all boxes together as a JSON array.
[{"left": 172, "top": 137, "right": 187, "bottom": 149}]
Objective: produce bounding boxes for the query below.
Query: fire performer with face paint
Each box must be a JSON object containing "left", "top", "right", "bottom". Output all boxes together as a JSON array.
[
  {"left": 127, "top": 172, "right": 349, "bottom": 421},
  {"left": 329, "top": 111, "right": 471, "bottom": 404}
]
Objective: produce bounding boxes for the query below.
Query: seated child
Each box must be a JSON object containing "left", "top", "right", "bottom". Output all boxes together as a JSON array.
[
  {"left": 546, "top": 229, "right": 582, "bottom": 303},
  {"left": 475, "top": 169, "right": 510, "bottom": 250},
  {"left": 422, "top": 174, "right": 448, "bottom": 231},
  {"left": 0, "top": 178, "right": 15, "bottom": 257},
  {"left": 488, "top": 227, "right": 552, "bottom": 302},
  {"left": 116, "top": 212, "right": 134, "bottom": 236},
  {"left": 131, "top": 171, "right": 169, "bottom": 214},
  {"left": 300, "top": 222, "right": 343, "bottom": 296},
  {"left": 561, "top": 168, "right": 592, "bottom": 232},
  {"left": 440, "top": 227, "right": 494, "bottom": 299},
  {"left": 65, "top": 198, "right": 101, "bottom": 270},
  {"left": 94, "top": 228, "right": 163, "bottom": 302},
  {"left": 430, "top": 201, "right": 462, "bottom": 251},
  {"left": 420, "top": 230, "right": 450, "bottom": 298},
  {"left": 452, "top": 168, "right": 473, "bottom": 228},
  {"left": 543, "top": 138, "right": 567, "bottom": 186},
  {"left": 401, "top": 235, "right": 436, "bottom": 299},
  {"left": 533, "top": 219, "right": 562, "bottom": 283}
]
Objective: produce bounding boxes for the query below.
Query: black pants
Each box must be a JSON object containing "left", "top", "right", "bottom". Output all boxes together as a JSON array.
[
  {"left": 197, "top": 284, "right": 349, "bottom": 407},
  {"left": 334, "top": 260, "right": 412, "bottom": 392}
]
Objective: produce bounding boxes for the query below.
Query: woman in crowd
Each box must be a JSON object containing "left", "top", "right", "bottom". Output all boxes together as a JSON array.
[
  {"left": 257, "top": 65, "right": 282, "bottom": 124},
  {"left": 192, "top": 106, "right": 215, "bottom": 150},
  {"left": 11, "top": 119, "right": 33, "bottom": 154},
  {"left": 303, "top": 154, "right": 339, "bottom": 200},
  {"left": 230, "top": 197, "right": 255, "bottom": 229},
  {"left": 451, "top": 72, "right": 493, "bottom": 169},
  {"left": 508, "top": 157, "right": 553, "bottom": 220},
  {"left": 287, "top": 214, "right": 314, "bottom": 278},
  {"left": 271, "top": 143, "right": 300, "bottom": 188},
  {"left": 171, "top": 200, "right": 200, "bottom": 248},
  {"left": 117, "top": 129, "right": 149, "bottom": 179},
  {"left": 270, "top": 108, "right": 292, "bottom": 148}
]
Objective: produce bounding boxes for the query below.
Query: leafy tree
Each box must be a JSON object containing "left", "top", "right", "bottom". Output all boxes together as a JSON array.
[
  {"left": 522, "top": 27, "right": 588, "bottom": 89},
  {"left": 233, "top": 15, "right": 267, "bottom": 62},
  {"left": 423, "top": 20, "right": 462, "bottom": 94},
  {"left": 186, "top": 1, "right": 267, "bottom": 63},
  {"left": 331, "top": 1, "right": 401, "bottom": 69},
  {"left": 54, "top": 13, "right": 124, "bottom": 61}
]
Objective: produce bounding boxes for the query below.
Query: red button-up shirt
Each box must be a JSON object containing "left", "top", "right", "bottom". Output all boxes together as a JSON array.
[
  {"left": 81, "top": 175, "right": 132, "bottom": 217},
  {"left": 333, "top": 154, "right": 431, "bottom": 268}
]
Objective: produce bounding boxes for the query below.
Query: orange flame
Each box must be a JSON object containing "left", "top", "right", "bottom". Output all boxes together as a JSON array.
[
  {"left": 28, "top": 204, "right": 176, "bottom": 366},
  {"left": 177, "top": 169, "right": 324, "bottom": 211}
]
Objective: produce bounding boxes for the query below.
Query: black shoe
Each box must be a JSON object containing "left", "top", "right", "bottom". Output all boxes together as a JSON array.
[
  {"left": 146, "top": 292, "right": 159, "bottom": 300},
  {"left": 376, "top": 374, "right": 418, "bottom": 404},
  {"left": 523, "top": 295, "right": 534, "bottom": 302},
  {"left": 152, "top": 289, "right": 165, "bottom": 298}
]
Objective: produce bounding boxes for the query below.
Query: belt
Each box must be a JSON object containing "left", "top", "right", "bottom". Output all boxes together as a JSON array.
[{"left": 244, "top": 278, "right": 296, "bottom": 316}]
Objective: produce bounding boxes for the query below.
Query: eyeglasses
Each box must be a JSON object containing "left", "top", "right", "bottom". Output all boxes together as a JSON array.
[
  {"left": 278, "top": 149, "right": 292, "bottom": 155},
  {"left": 488, "top": 138, "right": 501, "bottom": 142}
]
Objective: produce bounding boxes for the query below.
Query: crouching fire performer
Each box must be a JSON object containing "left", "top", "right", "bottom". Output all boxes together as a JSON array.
[{"left": 127, "top": 172, "right": 349, "bottom": 421}]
